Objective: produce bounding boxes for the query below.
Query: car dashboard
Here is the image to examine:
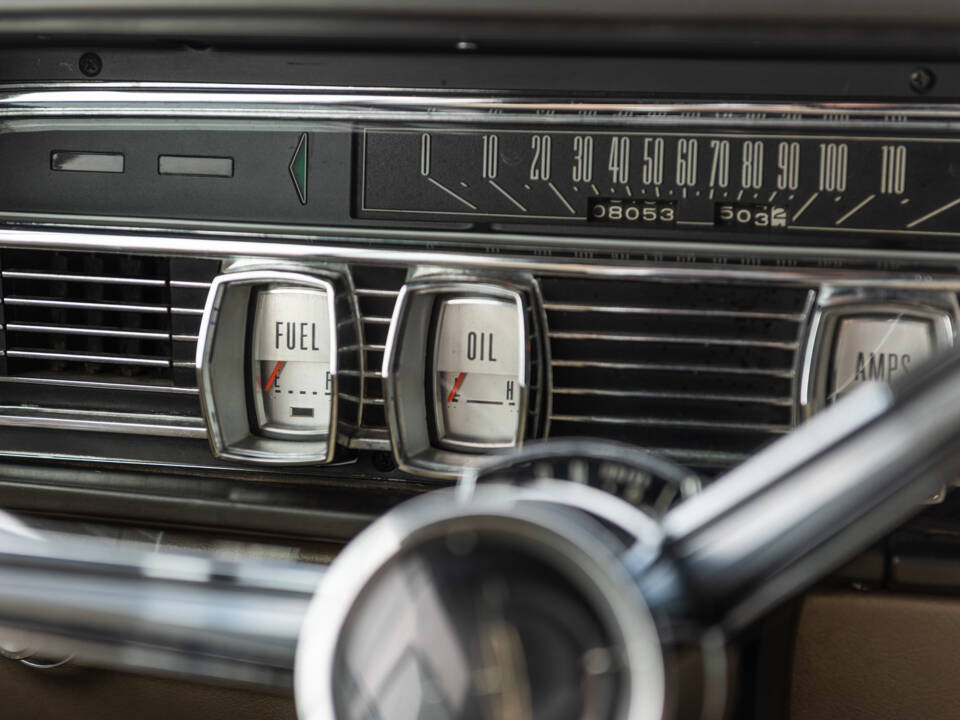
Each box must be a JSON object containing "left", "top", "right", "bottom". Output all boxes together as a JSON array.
[{"left": 3, "top": 5, "right": 960, "bottom": 720}]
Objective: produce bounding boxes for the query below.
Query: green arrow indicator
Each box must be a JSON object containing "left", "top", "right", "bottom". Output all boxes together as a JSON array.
[{"left": 289, "top": 133, "right": 308, "bottom": 205}]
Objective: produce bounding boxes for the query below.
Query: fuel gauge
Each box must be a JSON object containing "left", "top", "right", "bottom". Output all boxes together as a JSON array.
[
  {"left": 198, "top": 269, "right": 354, "bottom": 466},
  {"left": 251, "top": 286, "right": 335, "bottom": 439}
]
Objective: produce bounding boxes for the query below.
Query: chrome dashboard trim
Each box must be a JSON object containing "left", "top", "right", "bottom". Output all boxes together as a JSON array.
[
  {"left": 0, "top": 376, "right": 200, "bottom": 395},
  {"left": 0, "top": 406, "right": 207, "bottom": 439},
  {"left": 5, "top": 227, "right": 960, "bottom": 288},
  {"left": 8, "top": 83, "right": 960, "bottom": 132},
  {"left": 12, "top": 211, "right": 960, "bottom": 264}
]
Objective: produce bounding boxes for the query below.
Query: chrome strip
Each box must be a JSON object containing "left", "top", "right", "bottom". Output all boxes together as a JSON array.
[
  {"left": 1, "top": 271, "right": 166, "bottom": 287},
  {"left": 643, "top": 447, "right": 750, "bottom": 466},
  {"left": 0, "top": 406, "right": 206, "bottom": 439},
  {"left": 9, "top": 85, "right": 960, "bottom": 131},
  {"left": 551, "top": 359, "right": 795, "bottom": 377},
  {"left": 354, "top": 288, "right": 400, "bottom": 297},
  {"left": 5, "top": 323, "right": 170, "bottom": 341},
  {"left": 551, "top": 388, "right": 793, "bottom": 406},
  {"left": 6, "top": 228, "right": 960, "bottom": 288},
  {"left": 5, "top": 350, "right": 170, "bottom": 367},
  {"left": 549, "top": 414, "right": 789, "bottom": 434},
  {"left": 347, "top": 437, "right": 392, "bottom": 451},
  {"left": 3, "top": 297, "right": 168, "bottom": 314},
  {"left": 542, "top": 303, "right": 805, "bottom": 321},
  {"left": 549, "top": 331, "right": 799, "bottom": 350},
  {"left": 0, "top": 376, "right": 198, "bottom": 395}
]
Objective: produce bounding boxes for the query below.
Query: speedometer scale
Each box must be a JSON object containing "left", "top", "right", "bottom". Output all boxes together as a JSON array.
[{"left": 360, "top": 127, "right": 960, "bottom": 239}]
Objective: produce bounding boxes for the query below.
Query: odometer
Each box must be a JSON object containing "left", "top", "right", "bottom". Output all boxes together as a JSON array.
[{"left": 358, "top": 126, "right": 960, "bottom": 240}]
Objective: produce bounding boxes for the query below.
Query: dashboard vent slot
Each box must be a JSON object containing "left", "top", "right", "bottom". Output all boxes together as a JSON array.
[
  {"left": 2, "top": 250, "right": 173, "bottom": 383},
  {"left": 349, "top": 264, "right": 407, "bottom": 448},
  {"left": 0, "top": 250, "right": 219, "bottom": 427},
  {"left": 540, "top": 277, "right": 812, "bottom": 474}
]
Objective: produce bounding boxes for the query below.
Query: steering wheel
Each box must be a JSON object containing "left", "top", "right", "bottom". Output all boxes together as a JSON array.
[{"left": 4, "top": 348, "right": 960, "bottom": 719}]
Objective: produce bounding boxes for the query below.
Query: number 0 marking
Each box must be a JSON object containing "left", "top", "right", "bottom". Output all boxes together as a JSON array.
[{"left": 420, "top": 133, "right": 431, "bottom": 176}]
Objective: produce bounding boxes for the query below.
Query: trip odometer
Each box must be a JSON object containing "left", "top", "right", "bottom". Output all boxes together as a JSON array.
[{"left": 359, "top": 126, "right": 960, "bottom": 240}]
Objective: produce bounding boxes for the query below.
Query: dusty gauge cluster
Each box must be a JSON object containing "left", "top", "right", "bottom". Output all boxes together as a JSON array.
[{"left": 197, "top": 266, "right": 544, "bottom": 477}]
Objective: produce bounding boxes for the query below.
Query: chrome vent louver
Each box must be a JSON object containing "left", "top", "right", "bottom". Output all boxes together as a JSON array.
[
  {"left": 0, "top": 250, "right": 218, "bottom": 432},
  {"left": 348, "top": 264, "right": 408, "bottom": 449},
  {"left": 541, "top": 277, "right": 813, "bottom": 474}
]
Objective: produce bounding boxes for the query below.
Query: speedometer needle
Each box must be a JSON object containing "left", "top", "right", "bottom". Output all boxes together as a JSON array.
[
  {"left": 264, "top": 361, "right": 285, "bottom": 391},
  {"left": 447, "top": 372, "right": 466, "bottom": 403}
]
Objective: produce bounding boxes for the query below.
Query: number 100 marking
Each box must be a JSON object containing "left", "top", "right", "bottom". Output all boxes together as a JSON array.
[{"left": 818, "top": 143, "right": 848, "bottom": 192}]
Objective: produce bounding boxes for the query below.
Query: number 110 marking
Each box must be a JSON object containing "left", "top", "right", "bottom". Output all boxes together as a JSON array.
[{"left": 880, "top": 145, "right": 907, "bottom": 195}]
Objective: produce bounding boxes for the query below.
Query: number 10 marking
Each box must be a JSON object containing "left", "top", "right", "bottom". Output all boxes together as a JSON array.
[{"left": 482, "top": 135, "right": 499, "bottom": 179}]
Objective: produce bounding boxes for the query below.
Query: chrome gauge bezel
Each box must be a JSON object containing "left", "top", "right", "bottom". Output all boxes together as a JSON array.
[
  {"left": 294, "top": 482, "right": 667, "bottom": 720},
  {"left": 799, "top": 286, "right": 959, "bottom": 419},
  {"left": 382, "top": 273, "right": 544, "bottom": 479},
  {"left": 197, "top": 267, "right": 356, "bottom": 465}
]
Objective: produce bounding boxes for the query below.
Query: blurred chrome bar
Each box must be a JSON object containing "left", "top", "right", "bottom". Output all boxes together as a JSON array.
[
  {"left": 0, "top": 524, "right": 326, "bottom": 688},
  {"left": 658, "top": 349, "right": 960, "bottom": 633}
]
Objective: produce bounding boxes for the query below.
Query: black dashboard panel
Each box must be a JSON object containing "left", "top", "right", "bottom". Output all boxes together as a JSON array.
[
  {"left": 5, "top": 0, "right": 960, "bottom": 58},
  {"left": 0, "top": 126, "right": 353, "bottom": 226},
  {"left": 0, "top": 46, "right": 959, "bottom": 536}
]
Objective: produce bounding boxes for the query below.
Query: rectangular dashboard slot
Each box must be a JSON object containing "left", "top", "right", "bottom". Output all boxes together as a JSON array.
[
  {"left": 50, "top": 150, "right": 124, "bottom": 174},
  {"left": 158, "top": 155, "right": 234, "bottom": 178}
]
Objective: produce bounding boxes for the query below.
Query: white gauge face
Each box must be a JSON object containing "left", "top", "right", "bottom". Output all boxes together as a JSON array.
[
  {"left": 250, "top": 286, "right": 335, "bottom": 440},
  {"left": 433, "top": 296, "right": 525, "bottom": 450}
]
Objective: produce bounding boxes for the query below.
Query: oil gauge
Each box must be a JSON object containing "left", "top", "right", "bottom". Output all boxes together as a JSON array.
[
  {"left": 432, "top": 296, "right": 524, "bottom": 449},
  {"left": 382, "top": 278, "right": 540, "bottom": 479}
]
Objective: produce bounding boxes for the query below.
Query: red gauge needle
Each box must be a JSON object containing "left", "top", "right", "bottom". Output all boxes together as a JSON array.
[
  {"left": 263, "top": 361, "right": 285, "bottom": 391},
  {"left": 447, "top": 372, "right": 467, "bottom": 403}
]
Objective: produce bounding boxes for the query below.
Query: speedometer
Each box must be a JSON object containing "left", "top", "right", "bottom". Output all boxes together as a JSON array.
[{"left": 358, "top": 126, "right": 960, "bottom": 241}]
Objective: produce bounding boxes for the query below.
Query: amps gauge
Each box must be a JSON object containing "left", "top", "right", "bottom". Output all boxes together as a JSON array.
[
  {"left": 799, "top": 287, "right": 959, "bottom": 418},
  {"left": 382, "top": 275, "right": 547, "bottom": 479},
  {"left": 197, "top": 267, "right": 361, "bottom": 465}
]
